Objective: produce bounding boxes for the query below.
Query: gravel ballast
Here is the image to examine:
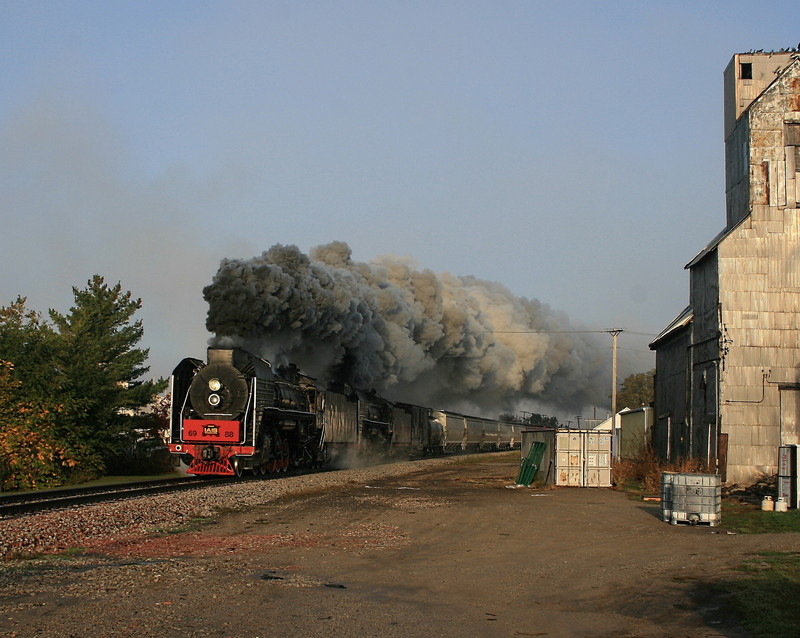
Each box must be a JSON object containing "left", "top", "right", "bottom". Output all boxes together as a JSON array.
[{"left": 0, "top": 457, "right": 462, "bottom": 559}]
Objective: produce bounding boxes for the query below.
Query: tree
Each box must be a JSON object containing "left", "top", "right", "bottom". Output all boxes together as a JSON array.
[
  {"left": 616, "top": 369, "right": 655, "bottom": 410},
  {"left": 498, "top": 412, "right": 559, "bottom": 427},
  {"left": 0, "top": 298, "right": 58, "bottom": 401},
  {"left": 107, "top": 393, "right": 173, "bottom": 475},
  {"left": 48, "top": 276, "right": 166, "bottom": 473},
  {"left": 0, "top": 360, "right": 75, "bottom": 490}
]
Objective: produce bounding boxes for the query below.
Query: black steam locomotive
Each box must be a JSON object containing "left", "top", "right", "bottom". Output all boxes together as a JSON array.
[{"left": 168, "top": 347, "right": 519, "bottom": 476}]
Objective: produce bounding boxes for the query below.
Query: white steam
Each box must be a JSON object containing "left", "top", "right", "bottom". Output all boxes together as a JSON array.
[{"left": 204, "top": 241, "right": 608, "bottom": 414}]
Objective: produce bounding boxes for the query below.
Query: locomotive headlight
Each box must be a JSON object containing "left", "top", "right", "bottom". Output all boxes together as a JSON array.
[
  {"left": 208, "top": 393, "right": 221, "bottom": 407},
  {"left": 208, "top": 378, "right": 222, "bottom": 392}
]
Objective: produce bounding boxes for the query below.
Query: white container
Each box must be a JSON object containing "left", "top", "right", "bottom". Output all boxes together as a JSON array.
[
  {"left": 555, "top": 430, "right": 612, "bottom": 487},
  {"left": 761, "top": 496, "right": 775, "bottom": 511},
  {"left": 775, "top": 497, "right": 788, "bottom": 513},
  {"left": 661, "top": 472, "right": 721, "bottom": 526}
]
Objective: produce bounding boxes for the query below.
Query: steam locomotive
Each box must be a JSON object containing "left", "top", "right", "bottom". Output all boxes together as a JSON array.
[{"left": 168, "top": 347, "right": 520, "bottom": 476}]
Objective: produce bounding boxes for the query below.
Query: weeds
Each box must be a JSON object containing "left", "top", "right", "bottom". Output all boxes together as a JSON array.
[
  {"left": 722, "top": 501, "right": 800, "bottom": 534},
  {"left": 612, "top": 449, "right": 711, "bottom": 494}
]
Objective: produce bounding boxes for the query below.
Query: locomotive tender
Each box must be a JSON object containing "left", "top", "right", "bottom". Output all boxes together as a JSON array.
[{"left": 168, "top": 347, "right": 519, "bottom": 476}]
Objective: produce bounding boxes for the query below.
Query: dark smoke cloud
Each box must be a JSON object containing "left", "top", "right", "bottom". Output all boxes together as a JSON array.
[{"left": 204, "top": 241, "right": 608, "bottom": 413}]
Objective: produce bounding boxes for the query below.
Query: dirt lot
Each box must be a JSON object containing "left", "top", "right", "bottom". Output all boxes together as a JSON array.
[{"left": 1, "top": 456, "right": 797, "bottom": 638}]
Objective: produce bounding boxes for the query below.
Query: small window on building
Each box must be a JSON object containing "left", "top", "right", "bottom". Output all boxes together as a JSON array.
[
  {"left": 787, "top": 124, "right": 800, "bottom": 146},
  {"left": 740, "top": 62, "right": 752, "bottom": 80},
  {"left": 787, "top": 124, "right": 800, "bottom": 171}
]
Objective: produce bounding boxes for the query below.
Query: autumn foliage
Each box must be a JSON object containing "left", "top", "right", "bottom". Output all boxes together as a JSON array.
[
  {"left": 0, "top": 277, "right": 166, "bottom": 491},
  {"left": 0, "top": 361, "right": 76, "bottom": 489}
]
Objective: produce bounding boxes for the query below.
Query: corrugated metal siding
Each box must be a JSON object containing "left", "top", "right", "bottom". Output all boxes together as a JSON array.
[
  {"left": 554, "top": 430, "right": 612, "bottom": 487},
  {"left": 653, "top": 327, "right": 690, "bottom": 461},
  {"left": 521, "top": 429, "right": 556, "bottom": 485}
]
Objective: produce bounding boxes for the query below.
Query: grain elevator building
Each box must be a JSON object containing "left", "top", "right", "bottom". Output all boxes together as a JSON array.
[{"left": 651, "top": 51, "right": 800, "bottom": 485}]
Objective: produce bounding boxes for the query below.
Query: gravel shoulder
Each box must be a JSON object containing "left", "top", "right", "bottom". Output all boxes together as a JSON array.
[{"left": 1, "top": 454, "right": 797, "bottom": 637}]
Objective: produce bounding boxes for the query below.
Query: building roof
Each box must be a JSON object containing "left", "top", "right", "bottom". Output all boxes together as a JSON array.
[
  {"left": 649, "top": 305, "right": 693, "bottom": 349},
  {"left": 684, "top": 216, "right": 749, "bottom": 269}
]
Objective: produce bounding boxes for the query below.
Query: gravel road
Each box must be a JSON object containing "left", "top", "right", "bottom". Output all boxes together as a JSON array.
[{"left": 1, "top": 454, "right": 797, "bottom": 637}]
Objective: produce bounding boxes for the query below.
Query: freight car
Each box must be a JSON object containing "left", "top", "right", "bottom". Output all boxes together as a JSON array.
[{"left": 168, "top": 347, "right": 519, "bottom": 476}]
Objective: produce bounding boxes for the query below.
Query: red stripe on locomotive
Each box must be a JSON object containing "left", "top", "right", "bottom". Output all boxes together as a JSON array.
[{"left": 181, "top": 419, "right": 241, "bottom": 443}]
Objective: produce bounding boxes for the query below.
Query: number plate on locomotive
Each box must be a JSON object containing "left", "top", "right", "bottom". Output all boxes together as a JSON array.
[{"left": 182, "top": 419, "right": 241, "bottom": 442}]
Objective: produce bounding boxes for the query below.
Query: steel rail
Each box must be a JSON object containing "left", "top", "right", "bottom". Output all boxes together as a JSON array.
[{"left": 0, "top": 476, "right": 231, "bottom": 518}]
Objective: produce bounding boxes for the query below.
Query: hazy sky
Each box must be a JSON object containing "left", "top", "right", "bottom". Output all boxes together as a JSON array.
[{"left": 1, "top": 1, "right": 798, "bottom": 390}]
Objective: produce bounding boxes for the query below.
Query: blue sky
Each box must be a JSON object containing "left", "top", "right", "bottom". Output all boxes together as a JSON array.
[{"left": 1, "top": 1, "right": 798, "bottom": 391}]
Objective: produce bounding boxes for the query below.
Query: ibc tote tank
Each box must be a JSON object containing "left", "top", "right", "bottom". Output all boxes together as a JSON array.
[{"left": 661, "top": 472, "right": 721, "bottom": 526}]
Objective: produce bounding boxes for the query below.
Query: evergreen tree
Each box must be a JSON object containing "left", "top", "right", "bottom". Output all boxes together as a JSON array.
[
  {"left": 0, "top": 298, "right": 57, "bottom": 401},
  {"left": 48, "top": 276, "right": 166, "bottom": 471}
]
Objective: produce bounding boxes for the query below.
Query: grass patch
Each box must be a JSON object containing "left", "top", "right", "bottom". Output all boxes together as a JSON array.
[
  {"left": 4, "top": 546, "right": 87, "bottom": 562},
  {"left": 452, "top": 451, "right": 519, "bottom": 465},
  {"left": 612, "top": 453, "right": 800, "bottom": 534},
  {"left": 705, "top": 551, "right": 800, "bottom": 638},
  {"left": 8, "top": 472, "right": 184, "bottom": 496},
  {"left": 722, "top": 501, "right": 800, "bottom": 534}
]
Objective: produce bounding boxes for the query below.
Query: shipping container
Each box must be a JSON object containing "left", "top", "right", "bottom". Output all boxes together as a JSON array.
[{"left": 554, "top": 430, "right": 612, "bottom": 487}]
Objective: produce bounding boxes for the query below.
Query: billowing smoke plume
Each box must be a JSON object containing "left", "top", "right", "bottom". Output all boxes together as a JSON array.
[{"left": 204, "top": 242, "right": 608, "bottom": 414}]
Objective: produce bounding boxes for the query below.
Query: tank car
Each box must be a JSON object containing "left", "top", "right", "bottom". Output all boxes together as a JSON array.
[{"left": 168, "top": 347, "right": 325, "bottom": 476}]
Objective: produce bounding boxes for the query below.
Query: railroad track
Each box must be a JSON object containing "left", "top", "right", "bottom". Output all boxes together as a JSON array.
[
  {"left": 0, "top": 464, "right": 337, "bottom": 518},
  {"left": 0, "top": 476, "right": 232, "bottom": 518}
]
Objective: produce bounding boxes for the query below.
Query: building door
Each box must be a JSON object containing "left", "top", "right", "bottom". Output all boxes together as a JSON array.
[{"left": 780, "top": 388, "right": 800, "bottom": 445}]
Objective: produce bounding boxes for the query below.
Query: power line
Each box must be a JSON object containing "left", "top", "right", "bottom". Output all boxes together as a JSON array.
[{"left": 481, "top": 329, "right": 657, "bottom": 337}]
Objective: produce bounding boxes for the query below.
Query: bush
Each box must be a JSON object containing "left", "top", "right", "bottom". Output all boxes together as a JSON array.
[
  {"left": 106, "top": 433, "right": 173, "bottom": 476},
  {"left": 612, "top": 449, "right": 711, "bottom": 494}
]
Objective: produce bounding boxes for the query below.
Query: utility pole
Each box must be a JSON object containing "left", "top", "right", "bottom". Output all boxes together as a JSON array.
[{"left": 608, "top": 329, "right": 623, "bottom": 428}]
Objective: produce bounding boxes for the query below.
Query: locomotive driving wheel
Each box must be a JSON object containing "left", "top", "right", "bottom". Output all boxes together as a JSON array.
[{"left": 280, "top": 439, "right": 291, "bottom": 472}]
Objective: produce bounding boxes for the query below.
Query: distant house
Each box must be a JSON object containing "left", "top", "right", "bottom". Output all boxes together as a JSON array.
[
  {"left": 589, "top": 406, "right": 653, "bottom": 460},
  {"left": 651, "top": 52, "right": 800, "bottom": 486}
]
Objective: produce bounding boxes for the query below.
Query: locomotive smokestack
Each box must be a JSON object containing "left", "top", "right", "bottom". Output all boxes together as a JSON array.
[{"left": 203, "top": 241, "right": 607, "bottom": 413}]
